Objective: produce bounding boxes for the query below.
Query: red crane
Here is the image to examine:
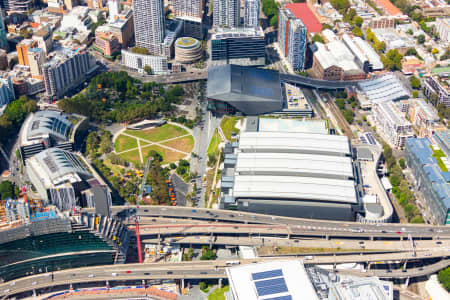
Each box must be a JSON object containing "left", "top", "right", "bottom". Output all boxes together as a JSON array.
[{"left": 135, "top": 216, "right": 143, "bottom": 263}]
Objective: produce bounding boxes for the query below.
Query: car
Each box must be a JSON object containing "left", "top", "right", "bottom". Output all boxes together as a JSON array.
[
  {"left": 111, "top": 273, "right": 118, "bottom": 276},
  {"left": 402, "top": 269, "right": 407, "bottom": 273},
  {"left": 192, "top": 209, "right": 197, "bottom": 213},
  {"left": 126, "top": 271, "right": 132, "bottom": 274},
  {"left": 9, "top": 282, "right": 15, "bottom": 286},
  {"left": 167, "top": 271, "right": 173, "bottom": 274},
  {"left": 200, "top": 271, "right": 207, "bottom": 274},
  {"left": 401, "top": 227, "right": 406, "bottom": 231},
  {"left": 144, "top": 273, "right": 150, "bottom": 275},
  {"left": 32, "top": 281, "right": 37, "bottom": 285},
  {"left": 437, "top": 230, "right": 443, "bottom": 233},
  {"left": 428, "top": 228, "right": 434, "bottom": 232},
  {"left": 88, "top": 274, "right": 95, "bottom": 278},
  {"left": 144, "top": 209, "right": 149, "bottom": 212},
  {"left": 419, "top": 267, "right": 424, "bottom": 271},
  {"left": 152, "top": 219, "right": 156, "bottom": 222},
  {"left": 229, "top": 214, "right": 234, "bottom": 217},
  {"left": 294, "top": 240, "right": 299, "bottom": 243},
  {"left": 3, "top": 289, "right": 10, "bottom": 293},
  {"left": 396, "top": 231, "right": 402, "bottom": 234},
  {"left": 436, "top": 241, "right": 442, "bottom": 245},
  {"left": 381, "top": 230, "right": 387, "bottom": 233},
  {"left": 359, "top": 241, "right": 364, "bottom": 244},
  {"left": 386, "top": 270, "right": 392, "bottom": 273}
]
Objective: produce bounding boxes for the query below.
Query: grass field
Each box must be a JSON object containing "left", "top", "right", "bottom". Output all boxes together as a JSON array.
[
  {"left": 161, "top": 135, "right": 194, "bottom": 153},
  {"left": 220, "top": 116, "right": 240, "bottom": 140},
  {"left": 114, "top": 135, "right": 138, "bottom": 153},
  {"left": 208, "top": 129, "right": 221, "bottom": 157},
  {"left": 119, "top": 149, "right": 141, "bottom": 165},
  {"left": 125, "top": 124, "right": 188, "bottom": 142},
  {"left": 142, "top": 145, "right": 186, "bottom": 165},
  {"left": 103, "top": 158, "right": 123, "bottom": 176},
  {"left": 208, "top": 286, "right": 229, "bottom": 300},
  {"left": 432, "top": 147, "right": 448, "bottom": 172},
  {"left": 115, "top": 123, "right": 193, "bottom": 165}
]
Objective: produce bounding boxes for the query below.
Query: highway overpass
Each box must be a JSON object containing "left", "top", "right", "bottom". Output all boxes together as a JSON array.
[
  {"left": 109, "top": 206, "right": 450, "bottom": 239},
  {"left": 279, "top": 73, "right": 367, "bottom": 89},
  {"left": 1, "top": 258, "right": 449, "bottom": 298}
]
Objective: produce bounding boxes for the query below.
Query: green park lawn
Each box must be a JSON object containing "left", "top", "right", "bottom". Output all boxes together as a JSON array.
[
  {"left": 114, "top": 135, "right": 138, "bottom": 153},
  {"left": 220, "top": 116, "right": 240, "bottom": 140},
  {"left": 124, "top": 124, "right": 188, "bottom": 142},
  {"left": 208, "top": 129, "right": 221, "bottom": 157}
]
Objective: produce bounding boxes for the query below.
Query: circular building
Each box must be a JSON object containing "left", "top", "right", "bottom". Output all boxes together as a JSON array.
[{"left": 175, "top": 37, "right": 202, "bottom": 63}]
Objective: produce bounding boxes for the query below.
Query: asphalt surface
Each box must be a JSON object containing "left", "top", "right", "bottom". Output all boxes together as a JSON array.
[
  {"left": 117, "top": 206, "right": 450, "bottom": 239},
  {"left": 2, "top": 257, "right": 448, "bottom": 298}
]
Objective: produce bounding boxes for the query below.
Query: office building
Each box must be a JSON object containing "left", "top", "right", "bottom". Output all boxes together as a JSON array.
[
  {"left": 121, "top": 49, "right": 169, "bottom": 75},
  {"left": 424, "top": 75, "right": 450, "bottom": 107},
  {"left": 16, "top": 39, "right": 37, "bottom": 66},
  {"left": 278, "top": 7, "right": 308, "bottom": 71},
  {"left": 436, "top": 18, "right": 450, "bottom": 43},
  {"left": 179, "top": 16, "right": 203, "bottom": 39},
  {"left": 96, "top": 9, "right": 134, "bottom": 47},
  {"left": 409, "top": 99, "right": 445, "bottom": 138},
  {"left": 226, "top": 260, "right": 393, "bottom": 300},
  {"left": 95, "top": 32, "right": 121, "bottom": 56},
  {"left": 33, "top": 26, "right": 53, "bottom": 54},
  {"left": 243, "top": 0, "right": 259, "bottom": 28},
  {"left": 42, "top": 47, "right": 98, "bottom": 99},
  {"left": 219, "top": 126, "right": 361, "bottom": 221},
  {"left": 108, "top": 0, "right": 120, "bottom": 22},
  {"left": 311, "top": 41, "right": 366, "bottom": 81},
  {"left": 19, "top": 110, "right": 89, "bottom": 160},
  {"left": 210, "top": 27, "right": 265, "bottom": 66},
  {"left": 0, "top": 0, "right": 33, "bottom": 12},
  {"left": 174, "top": 37, "right": 202, "bottom": 63},
  {"left": 373, "top": 101, "right": 414, "bottom": 148},
  {"left": 357, "top": 73, "right": 410, "bottom": 108},
  {"left": 27, "top": 48, "right": 45, "bottom": 79},
  {"left": 60, "top": 6, "right": 93, "bottom": 32},
  {"left": 207, "top": 65, "right": 282, "bottom": 115},
  {"left": 213, "top": 0, "right": 239, "bottom": 27},
  {"left": 0, "top": 8, "right": 7, "bottom": 50},
  {"left": 25, "top": 148, "right": 92, "bottom": 208},
  {"left": 133, "top": 0, "right": 165, "bottom": 55},
  {"left": 0, "top": 78, "right": 15, "bottom": 115},
  {"left": 173, "top": 0, "right": 203, "bottom": 18},
  {"left": 47, "top": 0, "right": 65, "bottom": 14},
  {"left": 405, "top": 137, "right": 450, "bottom": 225},
  {"left": 87, "top": 0, "right": 103, "bottom": 9}
]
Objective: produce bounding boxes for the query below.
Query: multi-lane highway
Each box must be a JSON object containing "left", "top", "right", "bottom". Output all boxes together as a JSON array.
[
  {"left": 112, "top": 206, "right": 450, "bottom": 239},
  {"left": 2, "top": 257, "right": 449, "bottom": 298}
]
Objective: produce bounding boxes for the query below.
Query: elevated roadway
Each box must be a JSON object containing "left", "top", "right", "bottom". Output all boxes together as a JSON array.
[
  {"left": 110, "top": 206, "right": 450, "bottom": 239},
  {"left": 279, "top": 73, "right": 367, "bottom": 89},
  {"left": 2, "top": 258, "right": 449, "bottom": 298}
]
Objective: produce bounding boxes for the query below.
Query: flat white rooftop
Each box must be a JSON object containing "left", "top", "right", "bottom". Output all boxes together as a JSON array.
[
  {"left": 233, "top": 175, "right": 358, "bottom": 204},
  {"left": 235, "top": 152, "right": 354, "bottom": 179},
  {"left": 239, "top": 132, "right": 351, "bottom": 156},
  {"left": 226, "top": 260, "right": 319, "bottom": 300}
]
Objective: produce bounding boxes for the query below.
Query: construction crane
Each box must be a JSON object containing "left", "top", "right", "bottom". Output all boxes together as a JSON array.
[{"left": 136, "top": 156, "right": 153, "bottom": 264}]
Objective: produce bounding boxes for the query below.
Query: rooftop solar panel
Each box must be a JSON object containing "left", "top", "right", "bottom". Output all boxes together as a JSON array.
[
  {"left": 255, "top": 278, "right": 286, "bottom": 289},
  {"left": 265, "top": 296, "right": 293, "bottom": 300},
  {"left": 251, "top": 269, "right": 283, "bottom": 281},
  {"left": 256, "top": 280, "right": 288, "bottom": 297}
]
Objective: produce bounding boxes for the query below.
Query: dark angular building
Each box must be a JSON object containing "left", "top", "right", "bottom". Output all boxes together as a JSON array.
[
  {"left": 210, "top": 27, "right": 266, "bottom": 66},
  {"left": 207, "top": 64, "right": 282, "bottom": 115}
]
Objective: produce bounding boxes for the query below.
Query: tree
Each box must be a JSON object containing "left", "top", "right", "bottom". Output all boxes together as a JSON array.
[
  {"left": 409, "top": 75, "right": 421, "bottom": 89},
  {"left": 389, "top": 175, "right": 401, "bottom": 187},
  {"left": 376, "top": 41, "right": 386, "bottom": 53},
  {"left": 353, "top": 16, "right": 363, "bottom": 27},
  {"left": 19, "top": 28, "right": 32, "bottom": 38},
  {"left": 0, "top": 181, "right": 14, "bottom": 199},
  {"left": 200, "top": 248, "right": 217, "bottom": 260},
  {"left": 412, "top": 90, "right": 419, "bottom": 98},
  {"left": 382, "top": 49, "right": 403, "bottom": 71},
  {"left": 399, "top": 158, "right": 406, "bottom": 169},
  {"left": 329, "top": 0, "right": 350, "bottom": 10},
  {"left": 169, "top": 163, "right": 177, "bottom": 169},
  {"left": 311, "top": 34, "right": 324, "bottom": 43},
  {"left": 143, "top": 65, "right": 152, "bottom": 75},
  {"left": 199, "top": 281, "right": 207, "bottom": 292},
  {"left": 269, "top": 13, "right": 278, "bottom": 28},
  {"left": 336, "top": 99, "right": 346, "bottom": 110},
  {"left": 343, "top": 109, "right": 354, "bottom": 124},
  {"left": 322, "top": 23, "right": 333, "bottom": 31},
  {"left": 438, "top": 267, "right": 450, "bottom": 291},
  {"left": 352, "top": 27, "right": 363, "bottom": 37},
  {"left": 417, "top": 34, "right": 426, "bottom": 44}
]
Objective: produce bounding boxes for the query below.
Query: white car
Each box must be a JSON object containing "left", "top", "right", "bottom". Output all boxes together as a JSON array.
[
  {"left": 111, "top": 273, "right": 118, "bottom": 277},
  {"left": 9, "top": 282, "right": 15, "bottom": 286},
  {"left": 88, "top": 274, "right": 95, "bottom": 278},
  {"left": 3, "top": 289, "right": 10, "bottom": 294},
  {"left": 31, "top": 281, "right": 37, "bottom": 286}
]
